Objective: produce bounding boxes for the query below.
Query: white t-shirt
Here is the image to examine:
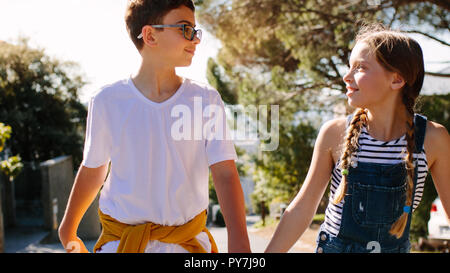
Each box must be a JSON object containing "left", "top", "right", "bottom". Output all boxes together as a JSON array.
[{"left": 81, "top": 77, "right": 237, "bottom": 252}]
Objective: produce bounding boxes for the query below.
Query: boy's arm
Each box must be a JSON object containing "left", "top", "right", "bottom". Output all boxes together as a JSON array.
[
  {"left": 211, "top": 160, "right": 251, "bottom": 253},
  {"left": 58, "top": 163, "right": 109, "bottom": 253}
]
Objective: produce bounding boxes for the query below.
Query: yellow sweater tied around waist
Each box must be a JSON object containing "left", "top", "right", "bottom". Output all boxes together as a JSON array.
[{"left": 93, "top": 209, "right": 218, "bottom": 253}]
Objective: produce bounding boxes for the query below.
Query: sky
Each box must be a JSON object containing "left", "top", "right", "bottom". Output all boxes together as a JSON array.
[
  {"left": 0, "top": 0, "right": 448, "bottom": 104},
  {"left": 0, "top": 0, "right": 221, "bottom": 103}
]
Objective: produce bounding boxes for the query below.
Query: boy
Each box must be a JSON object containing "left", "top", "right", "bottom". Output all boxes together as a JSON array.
[{"left": 58, "top": 0, "right": 251, "bottom": 253}]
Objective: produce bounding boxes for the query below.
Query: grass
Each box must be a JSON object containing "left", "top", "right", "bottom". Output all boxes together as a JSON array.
[
  {"left": 252, "top": 213, "right": 325, "bottom": 229},
  {"left": 252, "top": 216, "right": 279, "bottom": 229},
  {"left": 311, "top": 214, "right": 325, "bottom": 225}
]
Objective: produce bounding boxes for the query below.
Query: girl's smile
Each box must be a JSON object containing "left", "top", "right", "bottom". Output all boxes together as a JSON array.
[{"left": 345, "top": 86, "right": 359, "bottom": 97}]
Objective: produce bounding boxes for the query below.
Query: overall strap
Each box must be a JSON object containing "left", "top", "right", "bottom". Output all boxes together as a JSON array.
[
  {"left": 410, "top": 113, "right": 427, "bottom": 213},
  {"left": 413, "top": 113, "right": 427, "bottom": 154}
]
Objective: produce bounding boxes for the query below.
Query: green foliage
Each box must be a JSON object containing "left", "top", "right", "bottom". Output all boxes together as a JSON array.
[
  {"left": 0, "top": 155, "right": 23, "bottom": 182},
  {"left": 0, "top": 39, "right": 87, "bottom": 168},
  {"left": 253, "top": 217, "right": 278, "bottom": 229},
  {"left": 416, "top": 93, "right": 450, "bottom": 130},
  {"left": 208, "top": 172, "right": 218, "bottom": 204},
  {"left": 0, "top": 122, "right": 23, "bottom": 181},
  {"left": 251, "top": 121, "right": 317, "bottom": 208},
  {"left": 312, "top": 214, "right": 325, "bottom": 225},
  {"left": 0, "top": 122, "right": 12, "bottom": 152},
  {"left": 207, "top": 58, "right": 238, "bottom": 105},
  {"left": 198, "top": 0, "right": 449, "bottom": 112},
  {"left": 214, "top": 209, "right": 225, "bottom": 227},
  {"left": 199, "top": 0, "right": 449, "bottom": 239}
]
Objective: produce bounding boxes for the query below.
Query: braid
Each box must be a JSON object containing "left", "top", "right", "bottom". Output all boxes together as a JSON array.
[
  {"left": 332, "top": 108, "right": 368, "bottom": 205},
  {"left": 389, "top": 88, "right": 417, "bottom": 238}
]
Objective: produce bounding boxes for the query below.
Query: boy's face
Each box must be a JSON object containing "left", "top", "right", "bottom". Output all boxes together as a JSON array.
[{"left": 144, "top": 5, "right": 200, "bottom": 67}]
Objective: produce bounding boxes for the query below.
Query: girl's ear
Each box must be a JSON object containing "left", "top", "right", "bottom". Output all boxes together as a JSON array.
[{"left": 390, "top": 72, "right": 406, "bottom": 91}]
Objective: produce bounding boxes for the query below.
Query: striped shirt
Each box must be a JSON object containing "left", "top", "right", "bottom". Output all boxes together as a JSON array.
[{"left": 323, "top": 125, "right": 428, "bottom": 237}]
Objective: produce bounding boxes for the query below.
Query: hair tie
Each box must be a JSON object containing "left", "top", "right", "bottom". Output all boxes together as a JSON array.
[
  {"left": 341, "top": 169, "right": 349, "bottom": 176},
  {"left": 403, "top": 206, "right": 411, "bottom": 214}
]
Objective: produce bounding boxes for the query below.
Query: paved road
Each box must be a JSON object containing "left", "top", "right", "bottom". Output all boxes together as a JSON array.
[
  {"left": 209, "top": 215, "right": 278, "bottom": 253},
  {"left": 210, "top": 215, "right": 317, "bottom": 253},
  {"left": 3, "top": 215, "right": 317, "bottom": 253}
]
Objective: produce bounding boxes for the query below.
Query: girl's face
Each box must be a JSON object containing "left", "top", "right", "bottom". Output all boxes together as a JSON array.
[{"left": 343, "top": 41, "right": 400, "bottom": 109}]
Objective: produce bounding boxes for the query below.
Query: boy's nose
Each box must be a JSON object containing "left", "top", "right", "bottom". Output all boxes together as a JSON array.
[{"left": 192, "top": 36, "right": 200, "bottom": 45}]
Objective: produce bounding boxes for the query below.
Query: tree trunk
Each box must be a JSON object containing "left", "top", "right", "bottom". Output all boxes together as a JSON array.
[
  {"left": 261, "top": 201, "right": 266, "bottom": 226},
  {"left": 3, "top": 176, "right": 16, "bottom": 227}
]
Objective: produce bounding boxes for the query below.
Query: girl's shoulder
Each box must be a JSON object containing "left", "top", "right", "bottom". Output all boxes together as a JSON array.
[
  {"left": 319, "top": 117, "right": 347, "bottom": 139},
  {"left": 424, "top": 120, "right": 450, "bottom": 167},
  {"left": 318, "top": 117, "right": 347, "bottom": 164},
  {"left": 425, "top": 120, "right": 448, "bottom": 145}
]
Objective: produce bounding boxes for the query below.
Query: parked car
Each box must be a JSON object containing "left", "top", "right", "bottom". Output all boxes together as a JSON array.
[
  {"left": 420, "top": 197, "right": 450, "bottom": 252},
  {"left": 428, "top": 197, "right": 450, "bottom": 240}
]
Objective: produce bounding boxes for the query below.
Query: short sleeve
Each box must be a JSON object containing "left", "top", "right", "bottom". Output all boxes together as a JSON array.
[
  {"left": 204, "top": 92, "right": 238, "bottom": 166},
  {"left": 81, "top": 95, "right": 112, "bottom": 168}
]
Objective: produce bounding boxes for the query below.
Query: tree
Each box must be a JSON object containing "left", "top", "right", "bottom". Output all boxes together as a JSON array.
[
  {"left": 197, "top": 0, "right": 450, "bottom": 239},
  {"left": 0, "top": 39, "right": 87, "bottom": 168},
  {"left": 198, "top": 0, "right": 450, "bottom": 111},
  {"left": 251, "top": 122, "right": 317, "bottom": 204},
  {"left": 0, "top": 123, "right": 11, "bottom": 153}
]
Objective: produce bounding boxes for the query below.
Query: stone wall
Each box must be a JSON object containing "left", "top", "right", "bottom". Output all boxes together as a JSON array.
[{"left": 40, "top": 155, "right": 100, "bottom": 242}]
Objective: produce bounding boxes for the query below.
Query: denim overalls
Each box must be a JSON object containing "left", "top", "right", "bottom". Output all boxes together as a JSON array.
[{"left": 316, "top": 113, "right": 427, "bottom": 253}]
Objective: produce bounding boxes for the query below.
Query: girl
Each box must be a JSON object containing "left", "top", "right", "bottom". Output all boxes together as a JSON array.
[{"left": 265, "top": 23, "right": 450, "bottom": 253}]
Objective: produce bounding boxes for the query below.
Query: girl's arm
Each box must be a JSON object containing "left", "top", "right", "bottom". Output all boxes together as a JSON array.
[
  {"left": 265, "top": 118, "right": 344, "bottom": 253},
  {"left": 427, "top": 122, "right": 450, "bottom": 221}
]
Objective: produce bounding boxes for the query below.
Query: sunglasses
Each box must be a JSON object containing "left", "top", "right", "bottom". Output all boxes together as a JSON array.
[{"left": 137, "top": 24, "right": 202, "bottom": 41}]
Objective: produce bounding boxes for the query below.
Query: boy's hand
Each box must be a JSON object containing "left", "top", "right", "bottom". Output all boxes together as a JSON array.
[
  {"left": 58, "top": 226, "right": 90, "bottom": 253},
  {"left": 64, "top": 238, "right": 90, "bottom": 253}
]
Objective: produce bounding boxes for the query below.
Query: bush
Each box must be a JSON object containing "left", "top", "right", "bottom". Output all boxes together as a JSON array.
[{"left": 214, "top": 209, "right": 225, "bottom": 227}]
